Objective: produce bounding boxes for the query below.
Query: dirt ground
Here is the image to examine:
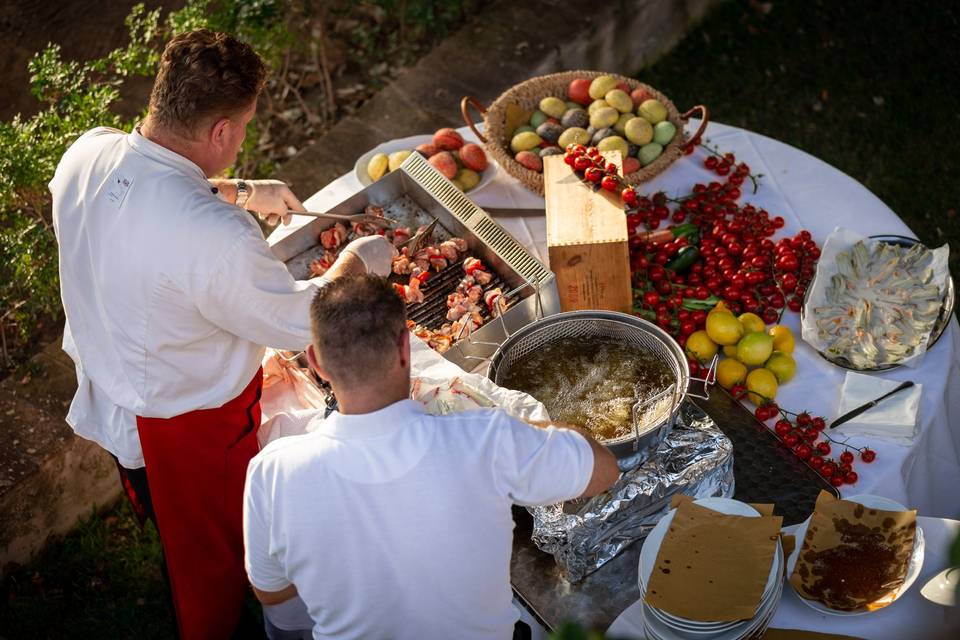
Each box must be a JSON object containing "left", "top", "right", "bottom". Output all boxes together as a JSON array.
[{"left": 0, "top": 0, "right": 183, "bottom": 121}]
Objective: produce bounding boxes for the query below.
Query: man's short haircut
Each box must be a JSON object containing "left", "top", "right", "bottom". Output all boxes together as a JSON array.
[
  {"left": 310, "top": 275, "right": 407, "bottom": 387},
  {"left": 148, "top": 29, "right": 267, "bottom": 138}
]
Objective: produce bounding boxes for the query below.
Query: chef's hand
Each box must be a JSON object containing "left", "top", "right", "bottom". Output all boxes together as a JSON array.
[
  {"left": 341, "top": 236, "right": 398, "bottom": 277},
  {"left": 243, "top": 179, "right": 306, "bottom": 226}
]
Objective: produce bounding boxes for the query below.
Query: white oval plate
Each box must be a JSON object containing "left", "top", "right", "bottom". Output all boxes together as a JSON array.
[
  {"left": 642, "top": 576, "right": 783, "bottom": 640},
  {"left": 353, "top": 133, "right": 498, "bottom": 194},
  {"left": 638, "top": 497, "right": 783, "bottom": 633},
  {"left": 786, "top": 494, "right": 925, "bottom": 616},
  {"left": 644, "top": 544, "right": 784, "bottom": 634}
]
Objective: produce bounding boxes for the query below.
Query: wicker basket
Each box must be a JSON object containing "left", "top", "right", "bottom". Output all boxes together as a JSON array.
[{"left": 461, "top": 70, "right": 708, "bottom": 196}]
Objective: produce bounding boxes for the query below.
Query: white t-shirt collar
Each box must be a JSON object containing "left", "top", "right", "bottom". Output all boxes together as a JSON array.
[
  {"left": 126, "top": 125, "right": 208, "bottom": 181},
  {"left": 320, "top": 399, "right": 426, "bottom": 439}
]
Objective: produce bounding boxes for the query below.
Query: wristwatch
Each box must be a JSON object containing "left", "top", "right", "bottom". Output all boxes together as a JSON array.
[{"left": 235, "top": 179, "right": 250, "bottom": 208}]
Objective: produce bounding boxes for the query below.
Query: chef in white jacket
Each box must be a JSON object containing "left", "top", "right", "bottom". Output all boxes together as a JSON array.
[{"left": 49, "top": 28, "right": 395, "bottom": 639}]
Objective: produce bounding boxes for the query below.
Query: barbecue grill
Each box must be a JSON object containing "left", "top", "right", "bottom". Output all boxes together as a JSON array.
[{"left": 270, "top": 152, "right": 560, "bottom": 370}]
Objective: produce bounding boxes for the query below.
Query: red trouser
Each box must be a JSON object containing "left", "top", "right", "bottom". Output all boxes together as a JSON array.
[{"left": 137, "top": 369, "right": 263, "bottom": 640}]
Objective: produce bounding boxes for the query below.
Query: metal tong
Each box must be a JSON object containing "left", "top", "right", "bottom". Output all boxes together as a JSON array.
[
  {"left": 287, "top": 210, "right": 398, "bottom": 227},
  {"left": 396, "top": 218, "right": 439, "bottom": 254}
]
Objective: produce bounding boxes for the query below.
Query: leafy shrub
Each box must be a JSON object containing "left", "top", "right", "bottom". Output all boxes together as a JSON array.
[{"left": 0, "top": 1, "right": 287, "bottom": 369}]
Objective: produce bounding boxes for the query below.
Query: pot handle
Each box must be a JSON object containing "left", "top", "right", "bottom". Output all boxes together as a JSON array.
[
  {"left": 685, "top": 354, "right": 718, "bottom": 400},
  {"left": 680, "top": 105, "right": 709, "bottom": 152},
  {"left": 461, "top": 96, "right": 488, "bottom": 144}
]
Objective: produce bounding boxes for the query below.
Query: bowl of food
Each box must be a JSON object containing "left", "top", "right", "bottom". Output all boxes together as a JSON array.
[
  {"left": 801, "top": 233, "right": 955, "bottom": 371},
  {"left": 787, "top": 494, "right": 925, "bottom": 615},
  {"left": 487, "top": 310, "right": 689, "bottom": 460},
  {"left": 461, "top": 70, "right": 708, "bottom": 195},
  {"left": 354, "top": 128, "right": 498, "bottom": 195}
]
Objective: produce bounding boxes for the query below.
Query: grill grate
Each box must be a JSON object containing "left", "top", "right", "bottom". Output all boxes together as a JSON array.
[{"left": 395, "top": 257, "right": 507, "bottom": 330}]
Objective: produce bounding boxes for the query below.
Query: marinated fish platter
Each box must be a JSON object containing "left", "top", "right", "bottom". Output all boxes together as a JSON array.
[{"left": 807, "top": 235, "right": 950, "bottom": 369}]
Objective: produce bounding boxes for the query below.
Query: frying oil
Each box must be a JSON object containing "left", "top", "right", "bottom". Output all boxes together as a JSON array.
[{"left": 501, "top": 337, "right": 672, "bottom": 440}]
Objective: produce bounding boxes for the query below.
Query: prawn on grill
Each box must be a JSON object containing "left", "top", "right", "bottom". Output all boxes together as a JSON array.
[
  {"left": 309, "top": 250, "right": 339, "bottom": 277},
  {"left": 392, "top": 250, "right": 412, "bottom": 275},
  {"left": 415, "top": 246, "right": 447, "bottom": 271},
  {"left": 364, "top": 204, "right": 385, "bottom": 218},
  {"left": 391, "top": 226, "right": 411, "bottom": 246},
  {"left": 484, "top": 288, "right": 506, "bottom": 316},
  {"left": 392, "top": 277, "right": 424, "bottom": 305},
  {"left": 446, "top": 300, "right": 481, "bottom": 322},
  {"left": 319, "top": 222, "right": 348, "bottom": 250},
  {"left": 352, "top": 222, "right": 378, "bottom": 237},
  {"left": 463, "top": 257, "right": 493, "bottom": 284},
  {"left": 438, "top": 239, "right": 463, "bottom": 262}
]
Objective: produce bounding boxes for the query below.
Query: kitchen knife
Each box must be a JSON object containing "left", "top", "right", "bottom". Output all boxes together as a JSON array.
[{"left": 829, "top": 380, "right": 915, "bottom": 429}]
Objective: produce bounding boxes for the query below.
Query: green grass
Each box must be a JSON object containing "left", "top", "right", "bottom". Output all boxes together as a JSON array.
[
  {"left": 0, "top": 500, "right": 174, "bottom": 639},
  {"left": 640, "top": 0, "right": 960, "bottom": 298},
  {"left": 1, "top": 2, "right": 957, "bottom": 637}
]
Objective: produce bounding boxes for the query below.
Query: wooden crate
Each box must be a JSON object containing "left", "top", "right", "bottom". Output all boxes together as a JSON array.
[{"left": 544, "top": 152, "right": 632, "bottom": 313}]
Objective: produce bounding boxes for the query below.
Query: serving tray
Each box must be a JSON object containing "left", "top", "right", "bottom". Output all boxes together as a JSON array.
[
  {"left": 801, "top": 234, "right": 956, "bottom": 372},
  {"left": 690, "top": 389, "right": 838, "bottom": 526}
]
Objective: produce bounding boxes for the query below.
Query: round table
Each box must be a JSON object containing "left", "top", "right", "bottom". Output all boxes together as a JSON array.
[{"left": 274, "top": 120, "right": 960, "bottom": 520}]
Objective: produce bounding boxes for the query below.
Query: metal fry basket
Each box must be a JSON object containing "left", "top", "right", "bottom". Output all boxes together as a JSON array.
[{"left": 488, "top": 310, "right": 713, "bottom": 460}]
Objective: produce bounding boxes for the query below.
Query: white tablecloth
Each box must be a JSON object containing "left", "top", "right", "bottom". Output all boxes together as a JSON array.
[
  {"left": 271, "top": 121, "right": 960, "bottom": 519},
  {"left": 606, "top": 516, "right": 960, "bottom": 639}
]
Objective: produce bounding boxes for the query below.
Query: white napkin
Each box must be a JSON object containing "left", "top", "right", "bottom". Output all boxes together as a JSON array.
[{"left": 831, "top": 371, "right": 921, "bottom": 445}]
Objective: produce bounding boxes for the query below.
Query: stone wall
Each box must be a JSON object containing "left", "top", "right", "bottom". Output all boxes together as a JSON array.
[{"left": 0, "top": 342, "right": 121, "bottom": 576}]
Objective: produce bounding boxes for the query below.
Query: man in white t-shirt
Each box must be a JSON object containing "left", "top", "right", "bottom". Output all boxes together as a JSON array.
[{"left": 243, "top": 275, "right": 619, "bottom": 639}]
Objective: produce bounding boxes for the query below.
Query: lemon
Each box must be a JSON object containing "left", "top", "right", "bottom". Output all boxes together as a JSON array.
[
  {"left": 768, "top": 325, "right": 796, "bottom": 354},
  {"left": 723, "top": 344, "right": 739, "bottom": 358},
  {"left": 765, "top": 351, "right": 797, "bottom": 383},
  {"left": 736, "top": 331, "right": 774, "bottom": 366},
  {"left": 708, "top": 301, "right": 730, "bottom": 317},
  {"left": 745, "top": 368, "right": 778, "bottom": 406},
  {"left": 738, "top": 312, "right": 766, "bottom": 334},
  {"left": 706, "top": 312, "right": 744, "bottom": 346},
  {"left": 716, "top": 358, "right": 748, "bottom": 390},
  {"left": 686, "top": 330, "right": 718, "bottom": 362}
]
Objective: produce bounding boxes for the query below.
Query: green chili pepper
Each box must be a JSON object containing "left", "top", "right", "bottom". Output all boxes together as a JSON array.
[{"left": 665, "top": 246, "right": 699, "bottom": 272}]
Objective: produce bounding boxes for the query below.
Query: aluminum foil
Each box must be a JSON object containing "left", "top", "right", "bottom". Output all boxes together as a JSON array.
[{"left": 530, "top": 401, "right": 734, "bottom": 582}]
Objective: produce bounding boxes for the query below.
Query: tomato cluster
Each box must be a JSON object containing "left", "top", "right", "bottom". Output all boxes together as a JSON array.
[
  {"left": 561, "top": 143, "right": 822, "bottom": 355},
  {"left": 744, "top": 399, "right": 877, "bottom": 486}
]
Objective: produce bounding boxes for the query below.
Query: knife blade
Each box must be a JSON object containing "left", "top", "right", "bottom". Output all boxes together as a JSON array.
[{"left": 829, "top": 380, "right": 915, "bottom": 429}]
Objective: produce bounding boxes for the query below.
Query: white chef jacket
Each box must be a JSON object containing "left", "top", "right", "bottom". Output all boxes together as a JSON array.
[
  {"left": 243, "top": 400, "right": 595, "bottom": 640},
  {"left": 50, "top": 127, "right": 319, "bottom": 468}
]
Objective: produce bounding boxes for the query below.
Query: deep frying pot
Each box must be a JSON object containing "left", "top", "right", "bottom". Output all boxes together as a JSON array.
[{"left": 487, "top": 310, "right": 709, "bottom": 460}]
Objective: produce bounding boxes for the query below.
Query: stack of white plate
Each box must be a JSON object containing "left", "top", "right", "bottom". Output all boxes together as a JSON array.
[{"left": 637, "top": 497, "right": 784, "bottom": 640}]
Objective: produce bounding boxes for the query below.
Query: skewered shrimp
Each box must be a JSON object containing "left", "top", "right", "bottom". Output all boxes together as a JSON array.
[
  {"left": 319, "top": 222, "right": 348, "bottom": 249},
  {"left": 391, "top": 226, "right": 411, "bottom": 246},
  {"left": 393, "top": 277, "right": 424, "bottom": 304}
]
